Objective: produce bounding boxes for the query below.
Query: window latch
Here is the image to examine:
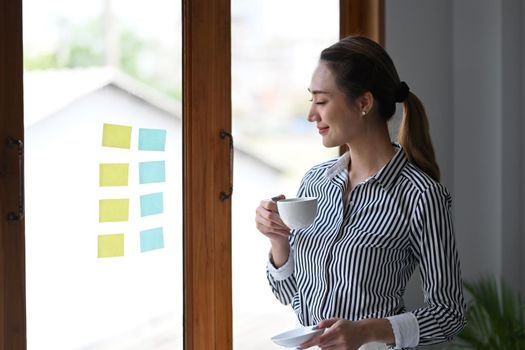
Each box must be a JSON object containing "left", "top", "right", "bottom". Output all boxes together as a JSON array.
[
  {"left": 219, "top": 129, "right": 233, "bottom": 202},
  {"left": 6, "top": 137, "right": 24, "bottom": 221}
]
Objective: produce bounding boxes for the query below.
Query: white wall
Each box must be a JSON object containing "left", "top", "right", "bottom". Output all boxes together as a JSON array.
[{"left": 386, "top": 0, "right": 524, "bottom": 316}]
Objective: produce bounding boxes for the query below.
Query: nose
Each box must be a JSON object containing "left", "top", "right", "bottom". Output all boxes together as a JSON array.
[{"left": 307, "top": 104, "right": 319, "bottom": 123}]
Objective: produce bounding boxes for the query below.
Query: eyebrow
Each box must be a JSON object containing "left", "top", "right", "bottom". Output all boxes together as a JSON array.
[{"left": 307, "top": 88, "right": 330, "bottom": 95}]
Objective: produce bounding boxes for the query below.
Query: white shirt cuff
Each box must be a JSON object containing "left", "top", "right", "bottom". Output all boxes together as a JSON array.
[
  {"left": 386, "top": 312, "right": 420, "bottom": 349},
  {"left": 267, "top": 250, "right": 294, "bottom": 281}
]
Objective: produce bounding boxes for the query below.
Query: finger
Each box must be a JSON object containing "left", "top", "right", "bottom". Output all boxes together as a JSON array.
[
  {"left": 260, "top": 200, "right": 279, "bottom": 213},
  {"left": 273, "top": 230, "right": 291, "bottom": 237},
  {"left": 255, "top": 214, "right": 289, "bottom": 232},
  {"left": 260, "top": 195, "right": 285, "bottom": 212},
  {"left": 297, "top": 333, "right": 322, "bottom": 349},
  {"left": 317, "top": 329, "right": 337, "bottom": 346},
  {"left": 271, "top": 194, "right": 285, "bottom": 202},
  {"left": 317, "top": 318, "right": 340, "bottom": 329},
  {"left": 256, "top": 207, "right": 289, "bottom": 229},
  {"left": 299, "top": 319, "right": 339, "bottom": 349},
  {"left": 319, "top": 339, "right": 337, "bottom": 348},
  {"left": 317, "top": 322, "right": 342, "bottom": 345},
  {"left": 255, "top": 221, "right": 290, "bottom": 238},
  {"left": 258, "top": 227, "right": 290, "bottom": 239}
]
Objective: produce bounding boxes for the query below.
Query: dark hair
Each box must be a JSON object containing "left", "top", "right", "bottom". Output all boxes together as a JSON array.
[{"left": 320, "top": 35, "right": 440, "bottom": 181}]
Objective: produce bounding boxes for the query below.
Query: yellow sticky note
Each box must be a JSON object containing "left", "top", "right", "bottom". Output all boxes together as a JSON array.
[
  {"left": 99, "top": 163, "right": 129, "bottom": 186},
  {"left": 99, "top": 199, "right": 129, "bottom": 222},
  {"left": 98, "top": 234, "right": 124, "bottom": 258},
  {"left": 102, "top": 123, "right": 132, "bottom": 149}
]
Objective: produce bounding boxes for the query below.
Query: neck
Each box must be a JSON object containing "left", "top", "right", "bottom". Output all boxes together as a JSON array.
[{"left": 346, "top": 122, "right": 395, "bottom": 180}]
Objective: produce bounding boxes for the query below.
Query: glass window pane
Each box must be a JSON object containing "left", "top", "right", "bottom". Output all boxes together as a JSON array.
[
  {"left": 232, "top": 1, "right": 339, "bottom": 348},
  {"left": 23, "top": 1, "right": 182, "bottom": 348}
]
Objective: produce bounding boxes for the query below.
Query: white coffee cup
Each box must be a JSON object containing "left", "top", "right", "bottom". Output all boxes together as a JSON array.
[{"left": 276, "top": 197, "right": 318, "bottom": 229}]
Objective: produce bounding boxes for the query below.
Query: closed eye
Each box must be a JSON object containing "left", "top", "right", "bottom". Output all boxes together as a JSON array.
[{"left": 308, "top": 98, "right": 327, "bottom": 105}]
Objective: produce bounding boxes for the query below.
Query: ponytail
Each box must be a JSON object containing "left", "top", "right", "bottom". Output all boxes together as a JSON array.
[{"left": 397, "top": 92, "right": 440, "bottom": 181}]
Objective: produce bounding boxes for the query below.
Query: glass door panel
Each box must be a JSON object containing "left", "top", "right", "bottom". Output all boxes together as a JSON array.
[
  {"left": 23, "top": 0, "right": 182, "bottom": 348},
  {"left": 231, "top": 1, "right": 339, "bottom": 348}
]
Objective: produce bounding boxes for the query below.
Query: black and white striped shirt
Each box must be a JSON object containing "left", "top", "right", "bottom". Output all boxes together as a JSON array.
[{"left": 267, "top": 144, "right": 466, "bottom": 348}]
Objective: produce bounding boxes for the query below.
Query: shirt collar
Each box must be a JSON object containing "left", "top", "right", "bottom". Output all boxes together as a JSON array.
[{"left": 324, "top": 143, "right": 407, "bottom": 190}]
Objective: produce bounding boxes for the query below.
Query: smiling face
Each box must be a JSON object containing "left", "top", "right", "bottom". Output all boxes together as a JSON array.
[{"left": 307, "top": 62, "right": 366, "bottom": 148}]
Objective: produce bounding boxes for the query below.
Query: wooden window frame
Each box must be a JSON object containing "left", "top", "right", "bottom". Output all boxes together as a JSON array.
[
  {"left": 340, "top": 0, "right": 384, "bottom": 43},
  {"left": 0, "top": 0, "right": 26, "bottom": 348},
  {"left": 182, "top": 0, "right": 232, "bottom": 348},
  {"left": 0, "top": 0, "right": 382, "bottom": 349}
]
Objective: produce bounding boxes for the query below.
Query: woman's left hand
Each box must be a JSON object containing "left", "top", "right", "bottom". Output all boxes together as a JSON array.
[{"left": 298, "top": 318, "right": 367, "bottom": 350}]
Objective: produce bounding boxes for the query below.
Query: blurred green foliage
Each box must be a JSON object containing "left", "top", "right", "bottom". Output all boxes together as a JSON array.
[
  {"left": 452, "top": 276, "right": 525, "bottom": 349},
  {"left": 24, "top": 17, "right": 181, "bottom": 101},
  {"left": 24, "top": 19, "right": 104, "bottom": 69}
]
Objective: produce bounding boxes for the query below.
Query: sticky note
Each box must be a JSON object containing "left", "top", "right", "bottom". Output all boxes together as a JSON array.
[
  {"left": 140, "top": 227, "right": 164, "bottom": 252},
  {"left": 139, "top": 161, "right": 165, "bottom": 184},
  {"left": 99, "top": 199, "right": 129, "bottom": 222},
  {"left": 139, "top": 128, "right": 166, "bottom": 151},
  {"left": 102, "top": 123, "right": 132, "bottom": 149},
  {"left": 98, "top": 234, "right": 124, "bottom": 258},
  {"left": 140, "top": 192, "right": 163, "bottom": 217},
  {"left": 99, "top": 163, "right": 129, "bottom": 186}
]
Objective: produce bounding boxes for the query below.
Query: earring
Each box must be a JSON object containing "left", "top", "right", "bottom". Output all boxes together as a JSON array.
[{"left": 362, "top": 110, "right": 367, "bottom": 116}]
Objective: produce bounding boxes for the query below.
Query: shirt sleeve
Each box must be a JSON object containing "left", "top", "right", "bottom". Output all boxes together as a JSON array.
[
  {"left": 266, "top": 170, "right": 310, "bottom": 305},
  {"left": 266, "top": 240, "right": 297, "bottom": 305},
  {"left": 408, "top": 184, "right": 467, "bottom": 345},
  {"left": 386, "top": 312, "right": 420, "bottom": 348}
]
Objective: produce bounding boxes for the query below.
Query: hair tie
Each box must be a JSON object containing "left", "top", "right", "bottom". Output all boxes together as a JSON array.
[{"left": 395, "top": 81, "right": 410, "bottom": 102}]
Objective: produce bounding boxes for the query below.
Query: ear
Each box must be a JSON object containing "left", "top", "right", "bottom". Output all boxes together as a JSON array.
[{"left": 357, "top": 91, "right": 374, "bottom": 115}]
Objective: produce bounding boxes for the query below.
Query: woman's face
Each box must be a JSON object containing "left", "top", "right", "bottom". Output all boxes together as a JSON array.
[{"left": 307, "top": 62, "right": 364, "bottom": 148}]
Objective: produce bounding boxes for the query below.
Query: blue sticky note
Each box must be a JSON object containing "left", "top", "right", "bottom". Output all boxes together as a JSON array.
[
  {"left": 140, "top": 192, "right": 163, "bottom": 217},
  {"left": 140, "top": 227, "right": 164, "bottom": 252},
  {"left": 139, "top": 161, "right": 165, "bottom": 184},
  {"left": 139, "top": 128, "right": 166, "bottom": 151}
]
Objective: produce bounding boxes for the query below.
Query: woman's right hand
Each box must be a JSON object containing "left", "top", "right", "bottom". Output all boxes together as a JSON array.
[{"left": 255, "top": 194, "right": 291, "bottom": 246}]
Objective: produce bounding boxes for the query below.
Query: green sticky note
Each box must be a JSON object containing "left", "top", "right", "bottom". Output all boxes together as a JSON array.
[
  {"left": 102, "top": 123, "right": 132, "bottom": 149},
  {"left": 99, "top": 199, "right": 129, "bottom": 222},
  {"left": 140, "top": 227, "right": 164, "bottom": 252},
  {"left": 98, "top": 234, "right": 124, "bottom": 258},
  {"left": 99, "top": 163, "right": 129, "bottom": 186}
]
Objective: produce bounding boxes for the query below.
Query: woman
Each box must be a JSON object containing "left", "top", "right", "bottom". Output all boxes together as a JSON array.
[{"left": 255, "top": 36, "right": 466, "bottom": 350}]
